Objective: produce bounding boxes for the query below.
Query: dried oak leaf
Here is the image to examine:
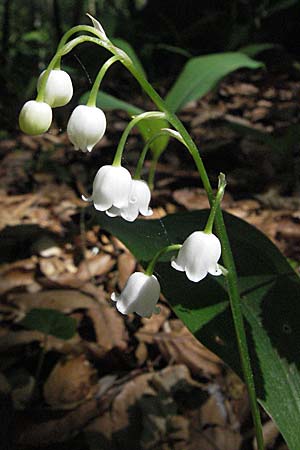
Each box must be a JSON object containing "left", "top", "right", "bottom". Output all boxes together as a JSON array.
[
  {"left": 6, "top": 289, "right": 97, "bottom": 316},
  {"left": 154, "top": 320, "right": 222, "bottom": 376},
  {"left": 43, "top": 354, "right": 97, "bottom": 409},
  {"left": 117, "top": 250, "right": 136, "bottom": 290},
  {"left": 85, "top": 365, "right": 199, "bottom": 449}
]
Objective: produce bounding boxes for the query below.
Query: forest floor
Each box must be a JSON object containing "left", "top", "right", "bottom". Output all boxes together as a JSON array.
[{"left": 1, "top": 66, "right": 300, "bottom": 450}]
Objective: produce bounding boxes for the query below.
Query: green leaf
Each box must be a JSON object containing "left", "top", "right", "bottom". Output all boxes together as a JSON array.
[
  {"left": 112, "top": 38, "right": 147, "bottom": 79},
  {"left": 80, "top": 91, "right": 142, "bottom": 115},
  {"left": 92, "top": 208, "right": 300, "bottom": 450},
  {"left": 21, "top": 308, "right": 77, "bottom": 340},
  {"left": 165, "top": 52, "right": 264, "bottom": 112},
  {"left": 80, "top": 91, "right": 169, "bottom": 157},
  {"left": 239, "top": 43, "right": 276, "bottom": 57},
  {"left": 136, "top": 117, "right": 170, "bottom": 158}
]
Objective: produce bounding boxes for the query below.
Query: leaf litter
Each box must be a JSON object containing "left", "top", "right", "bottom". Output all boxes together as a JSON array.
[{"left": 1, "top": 68, "right": 298, "bottom": 449}]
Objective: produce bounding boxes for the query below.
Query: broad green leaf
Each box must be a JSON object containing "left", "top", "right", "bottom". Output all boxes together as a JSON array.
[
  {"left": 21, "top": 308, "right": 77, "bottom": 340},
  {"left": 80, "top": 91, "right": 142, "bottom": 115},
  {"left": 92, "top": 208, "right": 300, "bottom": 450},
  {"left": 165, "top": 52, "right": 264, "bottom": 112},
  {"left": 239, "top": 43, "right": 275, "bottom": 57},
  {"left": 80, "top": 91, "right": 169, "bottom": 157},
  {"left": 112, "top": 38, "right": 147, "bottom": 79}
]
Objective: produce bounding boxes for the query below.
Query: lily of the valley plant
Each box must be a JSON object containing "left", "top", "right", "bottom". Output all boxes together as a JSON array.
[{"left": 18, "top": 15, "right": 265, "bottom": 449}]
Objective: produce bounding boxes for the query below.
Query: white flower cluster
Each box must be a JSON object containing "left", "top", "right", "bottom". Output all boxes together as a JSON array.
[
  {"left": 112, "top": 232, "right": 222, "bottom": 318},
  {"left": 19, "top": 69, "right": 106, "bottom": 153},
  {"left": 88, "top": 165, "right": 152, "bottom": 222},
  {"left": 19, "top": 66, "right": 223, "bottom": 320}
]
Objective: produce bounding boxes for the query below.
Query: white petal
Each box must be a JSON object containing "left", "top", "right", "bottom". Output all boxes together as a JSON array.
[
  {"left": 67, "top": 105, "right": 106, "bottom": 152},
  {"left": 38, "top": 69, "right": 73, "bottom": 108},
  {"left": 106, "top": 206, "right": 121, "bottom": 218},
  {"left": 171, "top": 258, "right": 185, "bottom": 272},
  {"left": 111, "top": 272, "right": 160, "bottom": 318},
  {"left": 92, "top": 165, "right": 131, "bottom": 212},
  {"left": 19, "top": 100, "right": 52, "bottom": 136},
  {"left": 208, "top": 264, "right": 222, "bottom": 276},
  {"left": 171, "top": 231, "right": 222, "bottom": 282}
]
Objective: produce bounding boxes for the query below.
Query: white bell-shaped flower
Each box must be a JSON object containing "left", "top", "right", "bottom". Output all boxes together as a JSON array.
[
  {"left": 37, "top": 69, "right": 73, "bottom": 107},
  {"left": 19, "top": 100, "right": 52, "bottom": 136},
  {"left": 67, "top": 105, "right": 106, "bottom": 152},
  {"left": 171, "top": 231, "right": 222, "bottom": 282},
  {"left": 91, "top": 165, "right": 132, "bottom": 211},
  {"left": 106, "top": 179, "right": 153, "bottom": 222},
  {"left": 111, "top": 272, "right": 160, "bottom": 318}
]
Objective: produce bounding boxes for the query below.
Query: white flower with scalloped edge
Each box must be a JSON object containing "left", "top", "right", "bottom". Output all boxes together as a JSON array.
[
  {"left": 90, "top": 165, "right": 132, "bottom": 212},
  {"left": 106, "top": 179, "right": 153, "bottom": 222},
  {"left": 111, "top": 272, "right": 160, "bottom": 318},
  {"left": 171, "top": 231, "right": 222, "bottom": 282},
  {"left": 67, "top": 105, "right": 106, "bottom": 152},
  {"left": 37, "top": 69, "right": 73, "bottom": 108},
  {"left": 19, "top": 100, "right": 52, "bottom": 136}
]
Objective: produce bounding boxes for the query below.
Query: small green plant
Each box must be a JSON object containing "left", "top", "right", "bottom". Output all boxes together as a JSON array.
[{"left": 18, "top": 14, "right": 300, "bottom": 450}]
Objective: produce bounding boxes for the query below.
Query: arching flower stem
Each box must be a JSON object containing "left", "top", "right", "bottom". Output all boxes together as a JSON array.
[
  {"left": 112, "top": 111, "right": 167, "bottom": 167},
  {"left": 87, "top": 55, "right": 120, "bottom": 107},
  {"left": 34, "top": 26, "right": 263, "bottom": 448},
  {"left": 204, "top": 173, "right": 227, "bottom": 234},
  {"left": 145, "top": 244, "right": 182, "bottom": 276},
  {"left": 134, "top": 128, "right": 184, "bottom": 183}
]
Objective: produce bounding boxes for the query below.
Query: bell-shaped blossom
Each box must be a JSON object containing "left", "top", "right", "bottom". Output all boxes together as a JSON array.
[
  {"left": 67, "top": 105, "right": 106, "bottom": 152},
  {"left": 19, "top": 100, "right": 52, "bottom": 135},
  {"left": 91, "top": 165, "right": 132, "bottom": 212},
  {"left": 111, "top": 272, "right": 160, "bottom": 318},
  {"left": 106, "top": 179, "right": 153, "bottom": 222},
  {"left": 37, "top": 69, "right": 73, "bottom": 108},
  {"left": 171, "top": 231, "right": 222, "bottom": 282}
]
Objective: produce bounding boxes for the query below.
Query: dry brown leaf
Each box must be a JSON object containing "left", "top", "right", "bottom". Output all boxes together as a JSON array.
[
  {"left": 40, "top": 253, "right": 115, "bottom": 288},
  {"left": 154, "top": 320, "right": 222, "bottom": 376},
  {"left": 86, "top": 365, "right": 200, "bottom": 448},
  {"left": 117, "top": 250, "right": 136, "bottom": 289},
  {"left": 0, "top": 329, "right": 81, "bottom": 352},
  {"left": 43, "top": 354, "right": 97, "bottom": 409},
  {"left": 136, "top": 304, "right": 170, "bottom": 344},
  {"left": 173, "top": 188, "right": 232, "bottom": 211},
  {"left": 6, "top": 289, "right": 98, "bottom": 316},
  {"left": 0, "top": 267, "right": 37, "bottom": 295},
  {"left": 85, "top": 303, "right": 128, "bottom": 353}
]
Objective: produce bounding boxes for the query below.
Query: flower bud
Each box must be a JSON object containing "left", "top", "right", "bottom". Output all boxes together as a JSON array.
[
  {"left": 67, "top": 105, "right": 106, "bottom": 152},
  {"left": 171, "top": 231, "right": 222, "bottom": 282},
  {"left": 111, "top": 272, "right": 160, "bottom": 317},
  {"left": 19, "top": 100, "right": 52, "bottom": 136},
  {"left": 37, "top": 69, "right": 73, "bottom": 108}
]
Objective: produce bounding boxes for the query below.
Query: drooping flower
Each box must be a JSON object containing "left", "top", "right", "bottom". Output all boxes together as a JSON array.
[
  {"left": 19, "top": 100, "right": 52, "bottom": 135},
  {"left": 106, "top": 179, "right": 153, "bottom": 222},
  {"left": 90, "top": 165, "right": 132, "bottom": 212},
  {"left": 171, "top": 231, "right": 222, "bottom": 282},
  {"left": 67, "top": 105, "right": 106, "bottom": 152},
  {"left": 37, "top": 69, "right": 73, "bottom": 108},
  {"left": 111, "top": 272, "right": 160, "bottom": 318}
]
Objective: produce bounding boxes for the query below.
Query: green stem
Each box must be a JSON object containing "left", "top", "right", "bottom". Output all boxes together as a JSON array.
[
  {"left": 35, "top": 29, "right": 263, "bottom": 448},
  {"left": 146, "top": 244, "right": 182, "bottom": 276},
  {"left": 112, "top": 111, "right": 166, "bottom": 167},
  {"left": 204, "top": 173, "right": 227, "bottom": 234},
  {"left": 87, "top": 55, "right": 119, "bottom": 107},
  {"left": 36, "top": 34, "right": 110, "bottom": 102},
  {"left": 135, "top": 128, "right": 183, "bottom": 181},
  {"left": 108, "top": 45, "right": 264, "bottom": 449}
]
